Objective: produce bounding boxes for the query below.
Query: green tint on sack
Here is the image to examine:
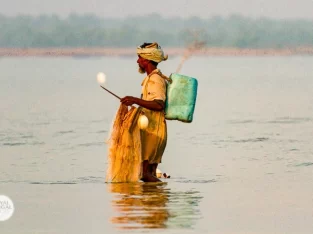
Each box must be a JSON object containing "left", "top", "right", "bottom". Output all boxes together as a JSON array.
[{"left": 165, "top": 73, "right": 198, "bottom": 123}]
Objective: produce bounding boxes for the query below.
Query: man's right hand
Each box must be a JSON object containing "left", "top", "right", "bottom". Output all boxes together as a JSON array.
[{"left": 121, "top": 96, "right": 137, "bottom": 106}]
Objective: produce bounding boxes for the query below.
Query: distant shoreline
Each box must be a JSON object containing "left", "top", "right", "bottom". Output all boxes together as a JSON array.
[{"left": 1, "top": 47, "right": 313, "bottom": 57}]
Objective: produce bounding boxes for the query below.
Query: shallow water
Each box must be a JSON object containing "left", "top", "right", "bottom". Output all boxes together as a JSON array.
[{"left": 0, "top": 56, "right": 313, "bottom": 234}]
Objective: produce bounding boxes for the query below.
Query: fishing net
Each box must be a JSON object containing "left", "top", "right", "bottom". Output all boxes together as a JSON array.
[{"left": 105, "top": 104, "right": 142, "bottom": 182}]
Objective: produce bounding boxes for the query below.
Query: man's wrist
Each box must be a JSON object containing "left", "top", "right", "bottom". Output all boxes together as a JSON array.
[{"left": 133, "top": 97, "right": 140, "bottom": 105}]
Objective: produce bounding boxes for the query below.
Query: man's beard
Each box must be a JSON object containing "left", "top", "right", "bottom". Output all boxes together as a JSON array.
[{"left": 138, "top": 66, "right": 145, "bottom": 74}]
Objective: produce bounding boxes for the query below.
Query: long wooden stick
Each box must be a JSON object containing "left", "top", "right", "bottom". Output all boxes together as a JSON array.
[{"left": 100, "top": 85, "right": 121, "bottom": 100}]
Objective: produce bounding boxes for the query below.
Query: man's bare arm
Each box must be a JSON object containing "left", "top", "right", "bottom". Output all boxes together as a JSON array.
[{"left": 120, "top": 96, "right": 164, "bottom": 111}]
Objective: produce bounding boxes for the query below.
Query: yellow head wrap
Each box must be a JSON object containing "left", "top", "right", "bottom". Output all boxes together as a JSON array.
[{"left": 136, "top": 42, "right": 168, "bottom": 63}]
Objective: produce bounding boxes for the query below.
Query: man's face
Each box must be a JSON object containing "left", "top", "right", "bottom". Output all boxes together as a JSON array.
[{"left": 137, "top": 56, "right": 149, "bottom": 74}]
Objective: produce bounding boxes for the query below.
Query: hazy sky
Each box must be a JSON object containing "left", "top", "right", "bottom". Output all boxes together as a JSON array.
[{"left": 1, "top": 0, "right": 313, "bottom": 19}]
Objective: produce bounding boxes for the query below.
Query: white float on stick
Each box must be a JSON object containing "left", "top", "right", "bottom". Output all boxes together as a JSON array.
[{"left": 97, "top": 72, "right": 106, "bottom": 84}]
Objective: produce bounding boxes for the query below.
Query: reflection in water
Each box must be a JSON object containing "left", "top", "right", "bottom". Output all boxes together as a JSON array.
[{"left": 108, "top": 182, "right": 202, "bottom": 230}]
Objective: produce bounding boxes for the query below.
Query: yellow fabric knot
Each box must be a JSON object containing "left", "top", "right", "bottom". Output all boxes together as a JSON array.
[{"left": 136, "top": 42, "right": 168, "bottom": 63}]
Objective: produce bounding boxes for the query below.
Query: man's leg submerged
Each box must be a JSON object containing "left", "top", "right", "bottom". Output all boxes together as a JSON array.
[
  {"left": 149, "top": 163, "right": 158, "bottom": 177},
  {"left": 141, "top": 160, "right": 161, "bottom": 182}
]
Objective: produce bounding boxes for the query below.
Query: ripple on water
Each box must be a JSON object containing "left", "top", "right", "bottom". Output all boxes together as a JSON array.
[
  {"left": 91, "top": 119, "right": 106, "bottom": 123},
  {"left": 175, "top": 179, "right": 217, "bottom": 183},
  {"left": 77, "top": 142, "right": 103, "bottom": 147},
  {"left": 2, "top": 141, "right": 44, "bottom": 146},
  {"left": 0, "top": 132, "right": 44, "bottom": 146},
  {"left": 53, "top": 130, "right": 75, "bottom": 136},
  {"left": 2, "top": 140, "right": 44, "bottom": 146},
  {"left": 267, "top": 117, "right": 312, "bottom": 124},
  {"left": 76, "top": 176, "right": 105, "bottom": 183},
  {"left": 213, "top": 137, "right": 270, "bottom": 145},
  {"left": 0, "top": 180, "right": 77, "bottom": 184},
  {"left": 0, "top": 176, "right": 105, "bottom": 185},
  {"left": 20, "top": 135, "right": 34, "bottom": 139},
  {"left": 233, "top": 137, "right": 269, "bottom": 143},
  {"left": 289, "top": 148, "right": 299, "bottom": 152},
  {"left": 295, "top": 162, "right": 313, "bottom": 167},
  {"left": 228, "top": 119, "right": 255, "bottom": 124},
  {"left": 2, "top": 142, "right": 27, "bottom": 146},
  {"left": 30, "top": 181, "right": 77, "bottom": 185}
]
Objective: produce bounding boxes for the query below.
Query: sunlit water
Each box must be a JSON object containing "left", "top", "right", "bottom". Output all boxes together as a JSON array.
[{"left": 0, "top": 56, "right": 313, "bottom": 234}]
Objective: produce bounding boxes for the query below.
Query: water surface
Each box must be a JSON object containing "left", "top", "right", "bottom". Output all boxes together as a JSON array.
[{"left": 0, "top": 56, "right": 313, "bottom": 234}]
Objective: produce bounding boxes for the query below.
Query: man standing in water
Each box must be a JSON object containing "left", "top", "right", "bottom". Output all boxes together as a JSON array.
[{"left": 120, "top": 42, "right": 169, "bottom": 182}]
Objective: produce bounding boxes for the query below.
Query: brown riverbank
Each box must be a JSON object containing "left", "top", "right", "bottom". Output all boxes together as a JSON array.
[{"left": 0, "top": 47, "right": 313, "bottom": 57}]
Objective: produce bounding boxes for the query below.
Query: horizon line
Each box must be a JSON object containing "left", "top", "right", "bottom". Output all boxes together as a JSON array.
[{"left": 0, "top": 12, "right": 312, "bottom": 21}]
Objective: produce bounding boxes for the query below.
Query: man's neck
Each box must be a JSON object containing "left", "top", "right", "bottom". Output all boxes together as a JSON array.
[{"left": 146, "top": 65, "right": 158, "bottom": 76}]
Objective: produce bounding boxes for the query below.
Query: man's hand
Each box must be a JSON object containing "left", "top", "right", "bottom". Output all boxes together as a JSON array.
[
  {"left": 121, "top": 96, "right": 137, "bottom": 106},
  {"left": 121, "top": 96, "right": 164, "bottom": 111}
]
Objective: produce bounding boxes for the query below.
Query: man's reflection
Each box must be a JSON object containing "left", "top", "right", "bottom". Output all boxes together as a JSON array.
[
  {"left": 108, "top": 182, "right": 203, "bottom": 230},
  {"left": 108, "top": 182, "right": 170, "bottom": 229}
]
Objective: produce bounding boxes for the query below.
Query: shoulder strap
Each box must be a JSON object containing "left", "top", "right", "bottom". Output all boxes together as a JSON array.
[{"left": 149, "top": 69, "right": 172, "bottom": 84}]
